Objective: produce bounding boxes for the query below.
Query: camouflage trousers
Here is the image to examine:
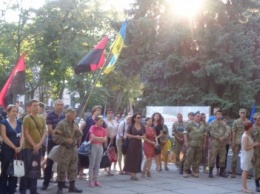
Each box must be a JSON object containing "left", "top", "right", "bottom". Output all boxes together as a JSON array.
[
  {"left": 57, "top": 146, "right": 78, "bottom": 182},
  {"left": 184, "top": 146, "right": 202, "bottom": 171},
  {"left": 208, "top": 145, "right": 226, "bottom": 168},
  {"left": 231, "top": 144, "right": 241, "bottom": 170},
  {"left": 174, "top": 141, "right": 185, "bottom": 168},
  {"left": 253, "top": 154, "right": 260, "bottom": 180}
]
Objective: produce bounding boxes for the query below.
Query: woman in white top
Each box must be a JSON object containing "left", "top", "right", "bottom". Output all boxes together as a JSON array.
[
  {"left": 116, "top": 115, "right": 132, "bottom": 175},
  {"left": 241, "top": 122, "right": 259, "bottom": 193},
  {"left": 104, "top": 109, "right": 118, "bottom": 175}
]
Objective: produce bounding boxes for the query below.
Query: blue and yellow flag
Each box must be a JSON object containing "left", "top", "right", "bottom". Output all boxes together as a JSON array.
[{"left": 104, "top": 20, "right": 127, "bottom": 74}]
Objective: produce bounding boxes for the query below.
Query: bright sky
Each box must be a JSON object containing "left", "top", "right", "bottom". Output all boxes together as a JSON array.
[{"left": 1, "top": 0, "right": 135, "bottom": 22}]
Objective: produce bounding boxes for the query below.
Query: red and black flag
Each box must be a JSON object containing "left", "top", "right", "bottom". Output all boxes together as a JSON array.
[
  {"left": 74, "top": 36, "right": 108, "bottom": 74},
  {"left": 0, "top": 54, "right": 25, "bottom": 108}
]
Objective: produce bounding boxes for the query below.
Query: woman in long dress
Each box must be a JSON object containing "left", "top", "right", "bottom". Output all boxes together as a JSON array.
[
  {"left": 241, "top": 122, "right": 259, "bottom": 193},
  {"left": 123, "top": 113, "right": 145, "bottom": 180}
]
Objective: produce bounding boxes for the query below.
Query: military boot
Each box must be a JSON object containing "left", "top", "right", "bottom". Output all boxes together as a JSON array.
[
  {"left": 209, "top": 167, "right": 214, "bottom": 178},
  {"left": 68, "top": 181, "right": 82, "bottom": 193},
  {"left": 230, "top": 167, "right": 236, "bottom": 178},
  {"left": 255, "top": 180, "right": 260, "bottom": 192},
  {"left": 191, "top": 167, "right": 199, "bottom": 178},
  {"left": 56, "top": 182, "right": 64, "bottom": 194},
  {"left": 219, "top": 167, "right": 228, "bottom": 178},
  {"left": 183, "top": 169, "right": 189, "bottom": 178}
]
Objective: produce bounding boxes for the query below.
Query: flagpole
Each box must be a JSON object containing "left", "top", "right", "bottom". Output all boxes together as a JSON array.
[{"left": 78, "top": 50, "right": 112, "bottom": 119}]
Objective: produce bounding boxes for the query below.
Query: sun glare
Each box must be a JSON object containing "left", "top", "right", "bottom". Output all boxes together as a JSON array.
[{"left": 169, "top": 0, "right": 204, "bottom": 18}]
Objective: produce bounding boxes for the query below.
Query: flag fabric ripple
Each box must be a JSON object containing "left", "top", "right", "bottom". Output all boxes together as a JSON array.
[
  {"left": 104, "top": 20, "right": 127, "bottom": 74},
  {"left": 0, "top": 54, "right": 25, "bottom": 108},
  {"left": 74, "top": 36, "right": 108, "bottom": 74}
]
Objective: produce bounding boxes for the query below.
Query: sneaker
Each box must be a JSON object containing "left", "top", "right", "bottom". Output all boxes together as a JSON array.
[{"left": 95, "top": 181, "right": 102, "bottom": 187}]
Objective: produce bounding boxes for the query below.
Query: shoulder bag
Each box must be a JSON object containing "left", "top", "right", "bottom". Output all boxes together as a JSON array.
[{"left": 121, "top": 122, "right": 130, "bottom": 155}]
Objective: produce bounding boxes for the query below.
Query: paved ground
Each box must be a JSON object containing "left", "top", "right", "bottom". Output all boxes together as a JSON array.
[{"left": 32, "top": 162, "right": 255, "bottom": 194}]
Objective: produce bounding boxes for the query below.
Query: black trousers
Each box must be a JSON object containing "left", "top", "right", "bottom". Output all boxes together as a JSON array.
[
  {"left": 19, "top": 148, "right": 41, "bottom": 194},
  {"left": 42, "top": 139, "right": 57, "bottom": 186},
  {"left": 0, "top": 145, "right": 17, "bottom": 194}
]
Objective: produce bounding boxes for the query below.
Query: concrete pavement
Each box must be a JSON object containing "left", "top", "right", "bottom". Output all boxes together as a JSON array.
[{"left": 35, "top": 163, "right": 254, "bottom": 194}]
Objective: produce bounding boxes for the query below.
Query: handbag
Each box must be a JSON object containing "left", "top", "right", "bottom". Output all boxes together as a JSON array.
[
  {"left": 28, "top": 153, "right": 41, "bottom": 179},
  {"left": 100, "top": 151, "right": 111, "bottom": 169},
  {"left": 155, "top": 144, "right": 161, "bottom": 155},
  {"left": 78, "top": 141, "right": 92, "bottom": 156},
  {"left": 121, "top": 138, "right": 129, "bottom": 155},
  {"left": 48, "top": 145, "right": 60, "bottom": 162},
  {"left": 121, "top": 123, "right": 131, "bottom": 155},
  {"left": 7, "top": 154, "right": 25, "bottom": 177},
  {"left": 107, "top": 146, "right": 117, "bottom": 163}
]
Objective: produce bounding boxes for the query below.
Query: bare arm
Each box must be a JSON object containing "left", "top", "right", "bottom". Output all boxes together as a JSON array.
[
  {"left": 48, "top": 124, "right": 54, "bottom": 136},
  {"left": 1, "top": 124, "right": 17, "bottom": 150},
  {"left": 243, "top": 135, "right": 259, "bottom": 151},
  {"left": 184, "top": 133, "right": 189, "bottom": 148},
  {"left": 126, "top": 132, "right": 143, "bottom": 140},
  {"left": 90, "top": 134, "right": 107, "bottom": 143},
  {"left": 157, "top": 130, "right": 163, "bottom": 139},
  {"left": 144, "top": 134, "right": 156, "bottom": 145}
]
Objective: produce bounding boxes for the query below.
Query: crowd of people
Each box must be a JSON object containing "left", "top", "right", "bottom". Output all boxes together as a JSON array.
[{"left": 0, "top": 101, "right": 260, "bottom": 194}]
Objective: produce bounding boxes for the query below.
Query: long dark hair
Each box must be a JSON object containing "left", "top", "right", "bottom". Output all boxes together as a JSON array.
[
  {"left": 131, "top": 113, "right": 142, "bottom": 125},
  {"left": 152, "top": 112, "right": 163, "bottom": 125}
]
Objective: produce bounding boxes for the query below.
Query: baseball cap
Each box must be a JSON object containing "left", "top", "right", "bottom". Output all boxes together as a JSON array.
[
  {"left": 253, "top": 112, "right": 260, "bottom": 119},
  {"left": 188, "top": 112, "right": 194, "bottom": 116}
]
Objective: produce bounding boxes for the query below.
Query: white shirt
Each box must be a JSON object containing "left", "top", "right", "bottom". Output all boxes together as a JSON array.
[
  {"left": 116, "top": 120, "right": 129, "bottom": 140},
  {"left": 104, "top": 119, "right": 118, "bottom": 138}
]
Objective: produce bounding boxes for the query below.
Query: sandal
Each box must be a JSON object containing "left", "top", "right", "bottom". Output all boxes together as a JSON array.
[{"left": 242, "top": 188, "right": 253, "bottom": 193}]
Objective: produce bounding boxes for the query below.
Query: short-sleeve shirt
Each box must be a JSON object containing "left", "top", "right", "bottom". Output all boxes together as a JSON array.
[
  {"left": 0, "top": 119, "right": 23, "bottom": 149},
  {"left": 46, "top": 111, "right": 65, "bottom": 139},
  {"left": 252, "top": 124, "right": 260, "bottom": 157},
  {"left": 232, "top": 118, "right": 250, "bottom": 145},
  {"left": 172, "top": 121, "right": 185, "bottom": 137},
  {"left": 152, "top": 123, "right": 163, "bottom": 136},
  {"left": 184, "top": 121, "right": 207, "bottom": 147},
  {"left": 104, "top": 119, "right": 118, "bottom": 138},
  {"left": 89, "top": 125, "right": 106, "bottom": 144},
  {"left": 160, "top": 125, "right": 169, "bottom": 142},
  {"left": 23, "top": 114, "right": 46, "bottom": 149}
]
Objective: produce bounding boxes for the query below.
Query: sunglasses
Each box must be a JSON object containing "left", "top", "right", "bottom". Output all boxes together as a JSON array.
[{"left": 116, "top": 115, "right": 121, "bottom": 118}]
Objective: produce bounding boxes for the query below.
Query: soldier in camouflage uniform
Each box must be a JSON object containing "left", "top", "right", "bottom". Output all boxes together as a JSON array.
[
  {"left": 183, "top": 112, "right": 207, "bottom": 178},
  {"left": 53, "top": 108, "right": 83, "bottom": 194},
  {"left": 251, "top": 113, "right": 260, "bottom": 192},
  {"left": 208, "top": 110, "right": 229, "bottom": 178},
  {"left": 231, "top": 108, "right": 250, "bottom": 178},
  {"left": 200, "top": 113, "right": 209, "bottom": 173},
  {"left": 172, "top": 113, "right": 185, "bottom": 174}
]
